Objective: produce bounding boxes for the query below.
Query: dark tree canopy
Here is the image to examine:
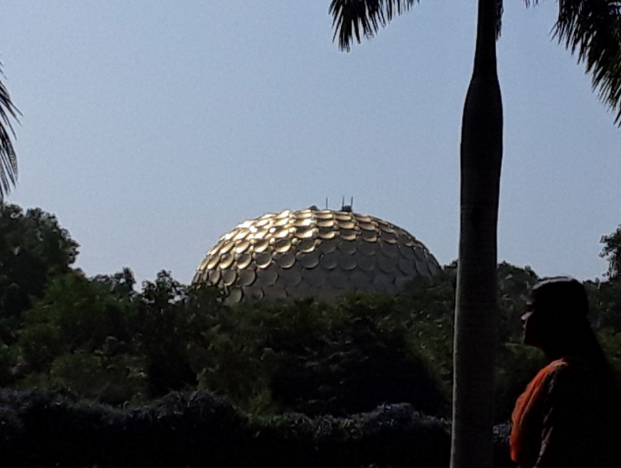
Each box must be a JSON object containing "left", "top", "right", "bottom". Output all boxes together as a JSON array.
[
  {"left": 601, "top": 222, "right": 621, "bottom": 279},
  {"left": 0, "top": 204, "right": 79, "bottom": 319}
]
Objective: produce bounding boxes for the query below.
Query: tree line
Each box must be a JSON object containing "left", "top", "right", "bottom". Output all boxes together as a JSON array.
[{"left": 2, "top": 202, "right": 621, "bottom": 425}]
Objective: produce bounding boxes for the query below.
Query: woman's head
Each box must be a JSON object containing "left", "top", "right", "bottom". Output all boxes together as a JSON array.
[{"left": 522, "top": 277, "right": 590, "bottom": 352}]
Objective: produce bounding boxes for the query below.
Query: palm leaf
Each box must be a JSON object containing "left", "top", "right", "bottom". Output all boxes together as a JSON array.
[
  {"left": 530, "top": 0, "right": 621, "bottom": 123},
  {"left": 330, "top": 0, "right": 504, "bottom": 51},
  {"left": 0, "top": 61, "right": 19, "bottom": 202},
  {"left": 329, "top": 0, "right": 419, "bottom": 51}
]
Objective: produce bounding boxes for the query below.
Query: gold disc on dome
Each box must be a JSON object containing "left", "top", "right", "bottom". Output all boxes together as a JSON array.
[
  {"left": 254, "top": 251, "right": 272, "bottom": 268},
  {"left": 399, "top": 257, "right": 417, "bottom": 276},
  {"left": 256, "top": 265, "right": 278, "bottom": 286},
  {"left": 315, "top": 210, "right": 334, "bottom": 220},
  {"left": 208, "top": 268, "right": 221, "bottom": 285},
  {"left": 414, "top": 248, "right": 429, "bottom": 262},
  {"left": 381, "top": 242, "right": 399, "bottom": 258},
  {"left": 359, "top": 222, "right": 376, "bottom": 231},
  {"left": 250, "top": 229, "right": 268, "bottom": 240},
  {"left": 319, "top": 253, "right": 338, "bottom": 270},
  {"left": 355, "top": 215, "right": 372, "bottom": 223},
  {"left": 256, "top": 218, "right": 271, "bottom": 228},
  {"left": 295, "top": 226, "right": 315, "bottom": 239},
  {"left": 373, "top": 273, "right": 394, "bottom": 292},
  {"left": 318, "top": 238, "right": 338, "bottom": 254},
  {"left": 294, "top": 218, "right": 313, "bottom": 227},
  {"left": 272, "top": 227, "right": 290, "bottom": 238},
  {"left": 416, "top": 259, "right": 432, "bottom": 276},
  {"left": 280, "top": 268, "right": 302, "bottom": 287},
  {"left": 223, "top": 230, "right": 236, "bottom": 241},
  {"left": 398, "top": 242, "right": 416, "bottom": 260},
  {"left": 357, "top": 254, "right": 376, "bottom": 272},
  {"left": 296, "top": 210, "right": 313, "bottom": 219},
  {"left": 219, "top": 241, "right": 234, "bottom": 255},
  {"left": 233, "top": 229, "right": 249, "bottom": 242},
  {"left": 350, "top": 270, "right": 371, "bottom": 290},
  {"left": 361, "top": 230, "right": 378, "bottom": 242},
  {"left": 381, "top": 231, "right": 398, "bottom": 244},
  {"left": 206, "top": 256, "right": 220, "bottom": 269},
  {"left": 339, "top": 229, "right": 357, "bottom": 241},
  {"left": 299, "top": 251, "right": 320, "bottom": 269},
  {"left": 227, "top": 288, "right": 243, "bottom": 304},
  {"left": 317, "top": 219, "right": 335, "bottom": 228},
  {"left": 208, "top": 244, "right": 222, "bottom": 257},
  {"left": 338, "top": 252, "right": 357, "bottom": 271},
  {"left": 235, "top": 240, "right": 250, "bottom": 255},
  {"left": 276, "top": 251, "right": 296, "bottom": 269},
  {"left": 378, "top": 255, "right": 396, "bottom": 274},
  {"left": 305, "top": 267, "right": 327, "bottom": 287},
  {"left": 274, "top": 238, "right": 292, "bottom": 253},
  {"left": 273, "top": 217, "right": 290, "bottom": 227},
  {"left": 239, "top": 269, "right": 257, "bottom": 287},
  {"left": 337, "top": 220, "right": 356, "bottom": 230},
  {"left": 254, "top": 239, "right": 270, "bottom": 253},
  {"left": 298, "top": 238, "right": 316, "bottom": 253},
  {"left": 335, "top": 212, "right": 352, "bottom": 221},
  {"left": 327, "top": 270, "right": 349, "bottom": 290},
  {"left": 318, "top": 229, "right": 337, "bottom": 240},
  {"left": 338, "top": 240, "right": 357, "bottom": 255},
  {"left": 236, "top": 253, "right": 252, "bottom": 270},
  {"left": 221, "top": 269, "right": 237, "bottom": 286},
  {"left": 358, "top": 241, "right": 376, "bottom": 256},
  {"left": 219, "top": 254, "right": 234, "bottom": 269}
]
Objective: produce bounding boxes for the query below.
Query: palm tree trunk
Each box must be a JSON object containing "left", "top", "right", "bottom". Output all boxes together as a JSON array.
[{"left": 450, "top": 0, "right": 503, "bottom": 466}]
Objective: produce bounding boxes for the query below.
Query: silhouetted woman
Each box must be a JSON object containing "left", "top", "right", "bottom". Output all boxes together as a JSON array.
[{"left": 510, "top": 277, "right": 620, "bottom": 468}]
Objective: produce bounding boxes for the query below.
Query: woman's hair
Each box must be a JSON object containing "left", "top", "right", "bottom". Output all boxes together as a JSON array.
[
  {"left": 532, "top": 277, "right": 613, "bottom": 380},
  {"left": 531, "top": 276, "right": 589, "bottom": 323}
]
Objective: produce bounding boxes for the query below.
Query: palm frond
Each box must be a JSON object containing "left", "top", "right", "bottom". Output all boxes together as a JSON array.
[
  {"left": 0, "top": 61, "right": 19, "bottom": 202},
  {"left": 535, "top": 0, "right": 621, "bottom": 124},
  {"left": 329, "top": 0, "right": 419, "bottom": 51}
]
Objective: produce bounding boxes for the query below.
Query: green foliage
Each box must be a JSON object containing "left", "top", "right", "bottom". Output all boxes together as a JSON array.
[
  {"left": 0, "top": 204, "right": 79, "bottom": 322},
  {"left": 497, "top": 263, "right": 539, "bottom": 343},
  {"left": 601, "top": 222, "right": 621, "bottom": 280},
  {"left": 135, "top": 271, "right": 219, "bottom": 397}
]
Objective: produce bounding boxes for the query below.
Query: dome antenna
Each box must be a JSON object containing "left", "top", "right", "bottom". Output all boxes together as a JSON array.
[{"left": 341, "top": 196, "right": 354, "bottom": 213}]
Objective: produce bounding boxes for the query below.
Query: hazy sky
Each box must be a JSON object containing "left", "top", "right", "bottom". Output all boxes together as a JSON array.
[{"left": 3, "top": 1, "right": 621, "bottom": 284}]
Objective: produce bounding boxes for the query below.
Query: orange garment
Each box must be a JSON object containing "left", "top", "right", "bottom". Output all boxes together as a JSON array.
[
  {"left": 510, "top": 357, "right": 618, "bottom": 468},
  {"left": 510, "top": 359, "right": 565, "bottom": 466}
]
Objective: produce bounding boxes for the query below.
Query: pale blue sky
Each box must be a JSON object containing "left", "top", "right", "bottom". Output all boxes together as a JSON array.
[{"left": 2, "top": 1, "right": 621, "bottom": 284}]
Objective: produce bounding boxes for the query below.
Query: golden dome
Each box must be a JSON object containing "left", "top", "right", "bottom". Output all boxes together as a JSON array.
[{"left": 193, "top": 208, "right": 441, "bottom": 304}]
